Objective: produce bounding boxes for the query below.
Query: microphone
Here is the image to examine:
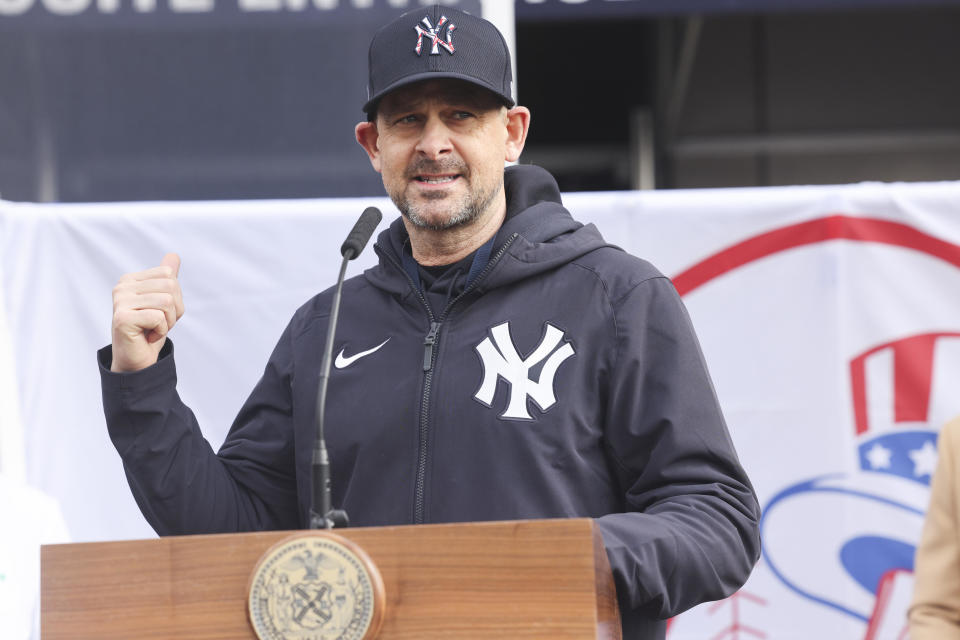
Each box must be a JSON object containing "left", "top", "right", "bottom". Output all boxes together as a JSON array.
[
  {"left": 341, "top": 207, "right": 383, "bottom": 259},
  {"left": 310, "top": 206, "right": 383, "bottom": 530}
]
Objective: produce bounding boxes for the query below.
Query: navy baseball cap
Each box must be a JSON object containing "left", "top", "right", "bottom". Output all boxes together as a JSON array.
[{"left": 363, "top": 4, "right": 515, "bottom": 115}]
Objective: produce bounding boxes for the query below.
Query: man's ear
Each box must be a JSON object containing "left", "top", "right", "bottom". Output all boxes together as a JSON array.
[
  {"left": 504, "top": 106, "right": 531, "bottom": 163},
  {"left": 355, "top": 121, "right": 382, "bottom": 172}
]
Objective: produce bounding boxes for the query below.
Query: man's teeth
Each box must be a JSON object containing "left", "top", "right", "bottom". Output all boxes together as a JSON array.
[{"left": 418, "top": 176, "right": 456, "bottom": 184}]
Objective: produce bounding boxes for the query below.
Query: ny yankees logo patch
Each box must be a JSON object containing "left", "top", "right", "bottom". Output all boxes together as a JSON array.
[
  {"left": 474, "top": 322, "right": 575, "bottom": 420},
  {"left": 414, "top": 15, "right": 455, "bottom": 56}
]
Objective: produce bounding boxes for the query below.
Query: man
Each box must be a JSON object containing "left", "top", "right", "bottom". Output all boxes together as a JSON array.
[
  {"left": 100, "top": 6, "right": 761, "bottom": 638},
  {"left": 910, "top": 415, "right": 960, "bottom": 638}
]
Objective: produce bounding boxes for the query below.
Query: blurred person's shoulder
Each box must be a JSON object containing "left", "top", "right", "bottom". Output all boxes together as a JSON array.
[
  {"left": 0, "top": 474, "right": 70, "bottom": 640},
  {"left": 938, "top": 416, "right": 960, "bottom": 451}
]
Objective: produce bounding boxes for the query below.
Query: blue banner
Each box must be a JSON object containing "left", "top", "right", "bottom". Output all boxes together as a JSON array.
[
  {"left": 514, "top": 0, "right": 960, "bottom": 20},
  {"left": 0, "top": 0, "right": 480, "bottom": 30}
]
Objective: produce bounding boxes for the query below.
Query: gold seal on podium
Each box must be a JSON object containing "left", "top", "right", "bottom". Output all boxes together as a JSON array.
[{"left": 247, "top": 532, "right": 384, "bottom": 640}]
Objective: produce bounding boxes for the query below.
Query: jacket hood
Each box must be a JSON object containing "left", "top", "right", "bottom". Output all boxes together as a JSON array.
[{"left": 366, "top": 164, "right": 615, "bottom": 296}]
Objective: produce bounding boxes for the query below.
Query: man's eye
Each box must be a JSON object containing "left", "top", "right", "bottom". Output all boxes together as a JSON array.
[
  {"left": 393, "top": 115, "right": 419, "bottom": 125},
  {"left": 453, "top": 111, "right": 474, "bottom": 120}
]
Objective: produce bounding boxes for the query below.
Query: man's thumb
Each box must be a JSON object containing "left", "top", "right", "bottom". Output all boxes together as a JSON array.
[{"left": 161, "top": 252, "right": 181, "bottom": 277}]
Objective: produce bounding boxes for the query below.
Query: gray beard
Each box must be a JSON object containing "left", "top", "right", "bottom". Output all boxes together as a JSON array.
[
  {"left": 398, "top": 180, "right": 502, "bottom": 232},
  {"left": 392, "top": 160, "right": 503, "bottom": 232}
]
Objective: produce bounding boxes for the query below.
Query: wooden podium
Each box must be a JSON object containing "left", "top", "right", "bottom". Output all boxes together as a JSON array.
[{"left": 41, "top": 518, "right": 621, "bottom": 639}]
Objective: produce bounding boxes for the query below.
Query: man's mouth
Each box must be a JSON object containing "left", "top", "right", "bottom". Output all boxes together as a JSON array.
[{"left": 415, "top": 174, "right": 459, "bottom": 185}]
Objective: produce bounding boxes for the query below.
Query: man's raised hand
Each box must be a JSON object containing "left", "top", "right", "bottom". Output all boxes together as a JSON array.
[{"left": 110, "top": 253, "right": 185, "bottom": 372}]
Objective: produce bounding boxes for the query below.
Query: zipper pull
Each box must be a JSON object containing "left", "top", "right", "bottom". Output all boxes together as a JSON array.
[{"left": 423, "top": 322, "right": 441, "bottom": 371}]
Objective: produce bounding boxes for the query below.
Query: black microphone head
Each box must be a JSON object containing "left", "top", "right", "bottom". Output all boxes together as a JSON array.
[{"left": 341, "top": 207, "right": 383, "bottom": 259}]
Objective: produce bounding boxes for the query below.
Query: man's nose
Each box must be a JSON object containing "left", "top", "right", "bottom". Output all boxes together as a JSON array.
[{"left": 415, "top": 117, "right": 453, "bottom": 159}]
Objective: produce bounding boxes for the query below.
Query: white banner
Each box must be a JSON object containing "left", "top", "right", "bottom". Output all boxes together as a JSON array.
[{"left": 3, "top": 179, "right": 960, "bottom": 637}]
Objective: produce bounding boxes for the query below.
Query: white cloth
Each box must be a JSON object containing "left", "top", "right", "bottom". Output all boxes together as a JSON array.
[
  {"left": 2, "top": 181, "right": 960, "bottom": 637},
  {"left": 0, "top": 259, "right": 26, "bottom": 482},
  {"left": 0, "top": 476, "right": 70, "bottom": 640}
]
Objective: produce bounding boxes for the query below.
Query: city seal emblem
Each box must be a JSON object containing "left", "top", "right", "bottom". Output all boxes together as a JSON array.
[{"left": 248, "top": 532, "right": 384, "bottom": 640}]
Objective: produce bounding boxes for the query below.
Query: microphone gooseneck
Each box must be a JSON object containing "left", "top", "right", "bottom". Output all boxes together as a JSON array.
[{"left": 310, "top": 206, "right": 383, "bottom": 530}]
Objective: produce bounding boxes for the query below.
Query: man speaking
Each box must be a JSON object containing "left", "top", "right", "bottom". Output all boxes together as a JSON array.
[{"left": 99, "top": 6, "right": 761, "bottom": 638}]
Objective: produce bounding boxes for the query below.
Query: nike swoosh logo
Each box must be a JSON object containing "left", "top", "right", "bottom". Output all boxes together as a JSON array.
[{"left": 334, "top": 338, "right": 390, "bottom": 369}]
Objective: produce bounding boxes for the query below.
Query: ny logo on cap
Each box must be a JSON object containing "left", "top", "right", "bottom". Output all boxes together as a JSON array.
[{"left": 414, "top": 15, "right": 456, "bottom": 56}]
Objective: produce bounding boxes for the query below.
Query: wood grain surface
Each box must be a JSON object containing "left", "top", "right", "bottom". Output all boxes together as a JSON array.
[{"left": 41, "top": 518, "right": 621, "bottom": 639}]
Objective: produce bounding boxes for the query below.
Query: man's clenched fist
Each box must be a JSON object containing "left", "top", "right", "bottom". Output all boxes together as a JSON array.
[{"left": 110, "top": 253, "right": 185, "bottom": 372}]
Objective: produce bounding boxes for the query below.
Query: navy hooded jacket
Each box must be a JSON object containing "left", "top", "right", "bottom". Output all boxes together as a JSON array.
[{"left": 100, "top": 164, "right": 761, "bottom": 639}]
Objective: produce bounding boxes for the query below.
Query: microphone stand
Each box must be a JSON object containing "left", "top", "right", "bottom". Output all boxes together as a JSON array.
[
  {"left": 310, "top": 207, "right": 382, "bottom": 530},
  {"left": 310, "top": 253, "right": 352, "bottom": 530}
]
